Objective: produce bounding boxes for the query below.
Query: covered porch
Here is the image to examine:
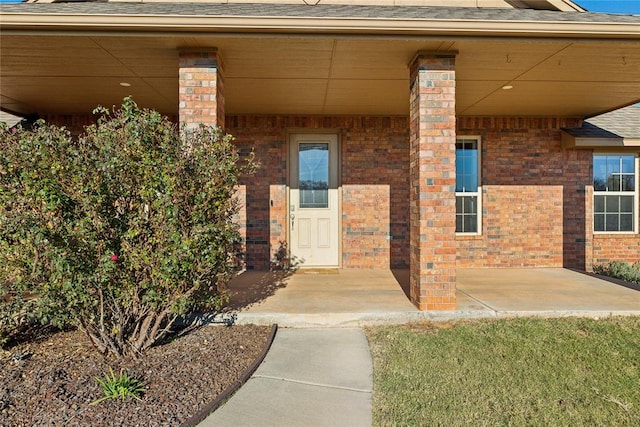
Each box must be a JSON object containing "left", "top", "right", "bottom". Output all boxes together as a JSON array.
[
  {"left": 225, "top": 268, "right": 640, "bottom": 326},
  {"left": 2, "top": 2, "right": 640, "bottom": 312}
]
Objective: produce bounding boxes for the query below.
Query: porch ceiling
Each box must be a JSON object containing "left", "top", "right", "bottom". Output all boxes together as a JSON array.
[{"left": 1, "top": 34, "right": 639, "bottom": 118}]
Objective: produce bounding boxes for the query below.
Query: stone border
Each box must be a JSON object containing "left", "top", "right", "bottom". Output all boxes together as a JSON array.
[{"left": 180, "top": 323, "right": 278, "bottom": 427}]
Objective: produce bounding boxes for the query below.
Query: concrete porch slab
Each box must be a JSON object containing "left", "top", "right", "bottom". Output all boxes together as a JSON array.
[
  {"left": 226, "top": 269, "right": 490, "bottom": 327},
  {"left": 229, "top": 269, "right": 417, "bottom": 313},
  {"left": 457, "top": 268, "right": 640, "bottom": 315},
  {"left": 223, "top": 268, "right": 640, "bottom": 327}
]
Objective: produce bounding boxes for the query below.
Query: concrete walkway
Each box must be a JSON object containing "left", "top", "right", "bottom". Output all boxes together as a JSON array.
[
  {"left": 200, "top": 328, "right": 372, "bottom": 427},
  {"left": 199, "top": 268, "right": 640, "bottom": 426}
]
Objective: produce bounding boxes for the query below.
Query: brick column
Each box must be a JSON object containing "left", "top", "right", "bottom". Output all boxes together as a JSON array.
[
  {"left": 178, "top": 49, "right": 225, "bottom": 130},
  {"left": 408, "top": 53, "right": 457, "bottom": 310}
]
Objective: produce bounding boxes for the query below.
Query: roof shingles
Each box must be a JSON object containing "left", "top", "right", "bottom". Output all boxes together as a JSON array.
[
  {"left": 1, "top": 2, "right": 639, "bottom": 23},
  {"left": 586, "top": 105, "right": 640, "bottom": 139}
]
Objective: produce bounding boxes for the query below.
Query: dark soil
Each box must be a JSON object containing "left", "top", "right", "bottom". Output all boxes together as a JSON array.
[{"left": 0, "top": 324, "right": 271, "bottom": 426}]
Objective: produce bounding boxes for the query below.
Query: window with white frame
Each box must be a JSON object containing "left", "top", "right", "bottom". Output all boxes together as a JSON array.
[
  {"left": 455, "top": 137, "right": 481, "bottom": 234},
  {"left": 593, "top": 154, "right": 638, "bottom": 233}
]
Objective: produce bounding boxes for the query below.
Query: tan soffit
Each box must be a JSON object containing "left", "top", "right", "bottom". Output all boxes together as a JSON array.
[{"left": 1, "top": 6, "right": 639, "bottom": 117}]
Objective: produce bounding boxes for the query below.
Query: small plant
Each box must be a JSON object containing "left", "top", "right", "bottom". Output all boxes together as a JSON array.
[
  {"left": 91, "top": 368, "right": 145, "bottom": 405},
  {"left": 594, "top": 261, "right": 640, "bottom": 284}
]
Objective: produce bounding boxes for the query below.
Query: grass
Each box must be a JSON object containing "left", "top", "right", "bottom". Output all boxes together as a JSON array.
[{"left": 366, "top": 317, "right": 640, "bottom": 426}]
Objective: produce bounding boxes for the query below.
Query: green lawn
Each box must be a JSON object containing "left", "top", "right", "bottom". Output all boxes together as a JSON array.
[{"left": 366, "top": 317, "right": 640, "bottom": 426}]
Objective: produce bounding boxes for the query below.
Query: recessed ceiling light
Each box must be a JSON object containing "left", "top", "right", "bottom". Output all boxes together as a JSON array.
[
  {"left": 119, "top": 82, "right": 131, "bottom": 87},
  {"left": 502, "top": 85, "right": 514, "bottom": 90}
]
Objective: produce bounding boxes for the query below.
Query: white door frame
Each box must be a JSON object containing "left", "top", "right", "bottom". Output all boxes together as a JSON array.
[{"left": 287, "top": 131, "right": 342, "bottom": 268}]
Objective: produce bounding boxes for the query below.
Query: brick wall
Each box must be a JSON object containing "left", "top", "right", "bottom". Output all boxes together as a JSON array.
[
  {"left": 593, "top": 235, "right": 640, "bottom": 265},
  {"left": 36, "top": 114, "right": 95, "bottom": 136},
  {"left": 38, "top": 113, "right": 409, "bottom": 270},
  {"left": 342, "top": 117, "right": 410, "bottom": 268},
  {"left": 456, "top": 117, "right": 590, "bottom": 269},
  {"left": 40, "top": 113, "right": 180, "bottom": 136},
  {"left": 227, "top": 116, "right": 288, "bottom": 270},
  {"left": 227, "top": 115, "right": 410, "bottom": 270},
  {"left": 563, "top": 150, "right": 594, "bottom": 271},
  {"left": 456, "top": 186, "right": 564, "bottom": 266},
  {"left": 40, "top": 112, "right": 639, "bottom": 271}
]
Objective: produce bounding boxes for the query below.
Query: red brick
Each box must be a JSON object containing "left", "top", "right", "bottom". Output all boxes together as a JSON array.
[
  {"left": 409, "top": 53, "right": 457, "bottom": 311},
  {"left": 178, "top": 50, "right": 225, "bottom": 130}
]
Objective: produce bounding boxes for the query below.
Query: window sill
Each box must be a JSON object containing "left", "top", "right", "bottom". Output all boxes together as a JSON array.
[{"left": 456, "top": 233, "right": 483, "bottom": 239}]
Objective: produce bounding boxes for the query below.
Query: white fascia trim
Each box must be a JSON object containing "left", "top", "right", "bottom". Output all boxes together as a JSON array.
[
  {"left": 562, "top": 135, "right": 640, "bottom": 149},
  {"left": 624, "top": 138, "right": 640, "bottom": 147},
  {"left": 2, "top": 13, "right": 640, "bottom": 39}
]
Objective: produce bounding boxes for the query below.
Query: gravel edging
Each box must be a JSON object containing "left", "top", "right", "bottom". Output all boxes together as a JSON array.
[
  {"left": 180, "top": 323, "right": 278, "bottom": 427},
  {"left": 2, "top": 324, "right": 273, "bottom": 426}
]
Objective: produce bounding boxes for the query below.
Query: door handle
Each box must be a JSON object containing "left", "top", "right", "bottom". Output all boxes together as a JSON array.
[{"left": 290, "top": 212, "right": 295, "bottom": 231}]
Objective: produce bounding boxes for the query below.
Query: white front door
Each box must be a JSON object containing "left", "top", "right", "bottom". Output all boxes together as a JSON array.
[{"left": 289, "top": 133, "right": 340, "bottom": 267}]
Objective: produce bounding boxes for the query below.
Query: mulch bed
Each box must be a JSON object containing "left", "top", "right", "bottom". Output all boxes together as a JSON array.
[{"left": 1, "top": 324, "right": 271, "bottom": 426}]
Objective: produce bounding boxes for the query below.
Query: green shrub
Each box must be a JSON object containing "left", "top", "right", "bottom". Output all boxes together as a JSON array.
[
  {"left": 0, "top": 98, "right": 255, "bottom": 356},
  {"left": 594, "top": 261, "right": 640, "bottom": 284},
  {"left": 1, "top": 120, "right": 73, "bottom": 346}
]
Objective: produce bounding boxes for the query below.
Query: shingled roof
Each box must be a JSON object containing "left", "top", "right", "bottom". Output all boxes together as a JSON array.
[
  {"left": 0, "top": 111, "right": 23, "bottom": 128},
  {"left": 586, "top": 105, "right": 640, "bottom": 139},
  {"left": 1, "top": 2, "right": 639, "bottom": 24},
  {"left": 562, "top": 105, "right": 640, "bottom": 147}
]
